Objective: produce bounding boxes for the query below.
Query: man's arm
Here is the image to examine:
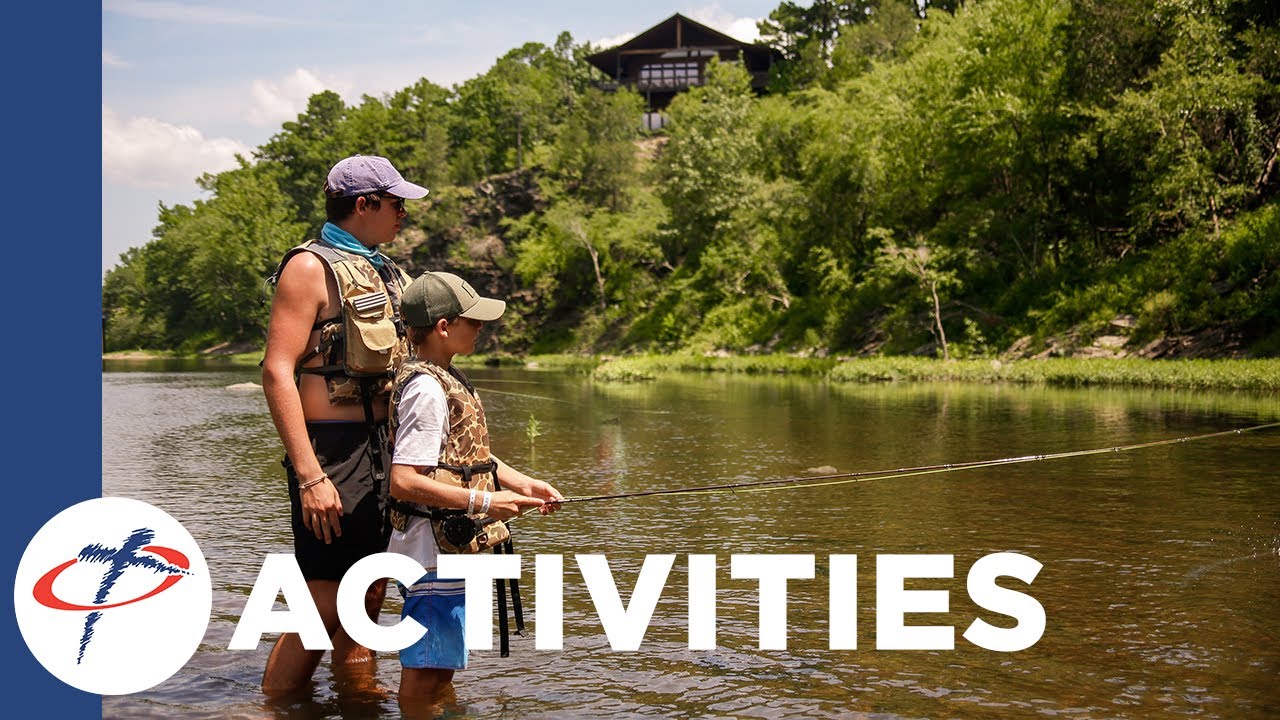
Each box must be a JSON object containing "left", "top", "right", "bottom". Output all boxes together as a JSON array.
[{"left": 261, "top": 252, "right": 344, "bottom": 543}]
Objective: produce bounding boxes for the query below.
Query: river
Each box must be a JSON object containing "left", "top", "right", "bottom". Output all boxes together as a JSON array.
[{"left": 101, "top": 360, "right": 1280, "bottom": 719}]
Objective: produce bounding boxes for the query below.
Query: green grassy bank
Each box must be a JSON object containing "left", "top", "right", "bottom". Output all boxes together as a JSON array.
[
  {"left": 105, "top": 350, "right": 1279, "bottom": 393},
  {"left": 581, "top": 354, "right": 1280, "bottom": 392}
]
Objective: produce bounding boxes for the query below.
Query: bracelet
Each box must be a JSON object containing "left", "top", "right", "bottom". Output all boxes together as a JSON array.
[
  {"left": 467, "top": 488, "right": 478, "bottom": 515},
  {"left": 299, "top": 474, "right": 329, "bottom": 491},
  {"left": 480, "top": 491, "right": 492, "bottom": 515}
]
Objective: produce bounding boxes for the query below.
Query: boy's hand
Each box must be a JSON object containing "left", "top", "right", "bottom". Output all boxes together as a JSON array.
[
  {"left": 487, "top": 491, "right": 545, "bottom": 521},
  {"left": 525, "top": 479, "right": 564, "bottom": 515}
]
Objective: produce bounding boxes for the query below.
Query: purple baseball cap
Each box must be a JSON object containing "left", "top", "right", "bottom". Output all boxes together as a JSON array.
[{"left": 324, "top": 154, "right": 429, "bottom": 199}]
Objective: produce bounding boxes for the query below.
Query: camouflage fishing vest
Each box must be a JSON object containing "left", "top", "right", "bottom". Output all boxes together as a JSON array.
[
  {"left": 387, "top": 360, "right": 510, "bottom": 553},
  {"left": 270, "top": 239, "right": 412, "bottom": 405}
]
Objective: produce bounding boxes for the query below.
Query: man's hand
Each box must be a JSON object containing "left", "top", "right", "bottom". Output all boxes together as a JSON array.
[{"left": 300, "top": 478, "right": 344, "bottom": 543}]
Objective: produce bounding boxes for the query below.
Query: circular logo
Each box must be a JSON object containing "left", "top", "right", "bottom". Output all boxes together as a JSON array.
[{"left": 13, "top": 497, "right": 212, "bottom": 695}]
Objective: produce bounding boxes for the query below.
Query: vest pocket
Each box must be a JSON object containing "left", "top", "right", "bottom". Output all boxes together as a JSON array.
[{"left": 344, "top": 307, "right": 398, "bottom": 375}]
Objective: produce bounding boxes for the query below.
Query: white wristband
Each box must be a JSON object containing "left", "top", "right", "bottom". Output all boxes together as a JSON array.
[
  {"left": 480, "top": 491, "right": 492, "bottom": 515},
  {"left": 467, "top": 488, "right": 477, "bottom": 515}
]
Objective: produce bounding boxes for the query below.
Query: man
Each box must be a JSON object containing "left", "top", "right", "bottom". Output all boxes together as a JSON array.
[
  {"left": 386, "top": 271, "right": 563, "bottom": 704},
  {"left": 260, "top": 154, "right": 428, "bottom": 695}
]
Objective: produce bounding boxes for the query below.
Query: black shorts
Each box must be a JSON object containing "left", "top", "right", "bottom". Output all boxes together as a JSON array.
[{"left": 285, "top": 421, "right": 391, "bottom": 581}]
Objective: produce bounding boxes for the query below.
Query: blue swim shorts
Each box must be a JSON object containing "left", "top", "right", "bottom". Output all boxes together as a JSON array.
[{"left": 397, "top": 571, "right": 467, "bottom": 670}]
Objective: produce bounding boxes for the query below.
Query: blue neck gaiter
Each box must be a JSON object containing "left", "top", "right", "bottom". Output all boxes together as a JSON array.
[{"left": 320, "top": 222, "right": 384, "bottom": 268}]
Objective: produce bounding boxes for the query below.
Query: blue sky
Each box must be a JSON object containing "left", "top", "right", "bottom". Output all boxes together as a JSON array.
[{"left": 101, "top": 1, "right": 781, "bottom": 276}]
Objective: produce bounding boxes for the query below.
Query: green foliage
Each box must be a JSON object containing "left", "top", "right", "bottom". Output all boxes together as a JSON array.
[
  {"left": 256, "top": 91, "right": 349, "bottom": 229},
  {"left": 869, "top": 234, "right": 971, "bottom": 358},
  {"left": 1097, "top": 4, "right": 1270, "bottom": 238},
  {"left": 102, "top": 161, "right": 304, "bottom": 351},
  {"left": 102, "top": 1, "right": 1280, "bottom": 363},
  {"left": 550, "top": 87, "right": 645, "bottom": 210},
  {"left": 449, "top": 35, "right": 600, "bottom": 182},
  {"left": 658, "top": 59, "right": 761, "bottom": 264},
  {"left": 829, "top": 1, "right": 921, "bottom": 83}
]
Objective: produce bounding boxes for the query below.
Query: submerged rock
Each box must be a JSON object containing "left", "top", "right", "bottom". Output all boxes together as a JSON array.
[{"left": 804, "top": 465, "right": 839, "bottom": 475}]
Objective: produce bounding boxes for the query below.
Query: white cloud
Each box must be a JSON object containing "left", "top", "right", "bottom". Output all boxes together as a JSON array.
[
  {"left": 102, "top": 107, "right": 253, "bottom": 188},
  {"left": 591, "top": 32, "right": 635, "bottom": 50},
  {"left": 688, "top": 5, "right": 762, "bottom": 43},
  {"left": 102, "top": 50, "right": 131, "bottom": 68},
  {"left": 103, "top": 0, "right": 295, "bottom": 26},
  {"left": 245, "top": 67, "right": 337, "bottom": 127}
]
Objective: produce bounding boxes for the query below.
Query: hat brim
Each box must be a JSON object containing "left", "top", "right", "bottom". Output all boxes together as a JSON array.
[
  {"left": 460, "top": 297, "right": 506, "bottom": 322},
  {"left": 384, "top": 179, "right": 430, "bottom": 199}
]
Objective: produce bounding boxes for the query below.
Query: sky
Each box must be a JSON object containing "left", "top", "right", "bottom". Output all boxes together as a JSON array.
[{"left": 101, "top": 0, "right": 782, "bottom": 277}]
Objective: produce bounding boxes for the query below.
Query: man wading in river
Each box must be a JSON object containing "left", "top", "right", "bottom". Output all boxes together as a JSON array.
[{"left": 260, "top": 155, "right": 428, "bottom": 695}]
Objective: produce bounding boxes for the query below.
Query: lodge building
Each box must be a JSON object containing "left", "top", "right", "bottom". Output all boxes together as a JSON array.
[{"left": 586, "top": 13, "right": 782, "bottom": 129}]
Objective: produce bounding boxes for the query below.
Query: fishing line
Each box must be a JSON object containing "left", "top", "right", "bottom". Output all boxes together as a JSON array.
[
  {"left": 475, "top": 386, "right": 578, "bottom": 404},
  {"left": 551, "top": 420, "right": 1280, "bottom": 505},
  {"left": 474, "top": 385, "right": 674, "bottom": 414}
]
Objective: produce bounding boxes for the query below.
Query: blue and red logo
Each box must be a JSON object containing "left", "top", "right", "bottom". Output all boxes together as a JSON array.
[{"left": 14, "top": 498, "right": 211, "bottom": 695}]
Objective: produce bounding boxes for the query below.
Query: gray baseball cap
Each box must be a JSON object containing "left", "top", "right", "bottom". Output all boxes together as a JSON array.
[
  {"left": 325, "top": 154, "right": 429, "bottom": 199},
  {"left": 402, "top": 272, "right": 506, "bottom": 328}
]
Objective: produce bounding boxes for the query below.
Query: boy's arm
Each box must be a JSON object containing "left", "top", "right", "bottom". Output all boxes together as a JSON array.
[
  {"left": 391, "top": 463, "right": 546, "bottom": 521},
  {"left": 493, "top": 456, "right": 563, "bottom": 514}
]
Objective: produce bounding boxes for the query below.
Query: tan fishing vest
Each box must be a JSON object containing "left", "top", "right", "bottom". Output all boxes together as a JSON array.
[
  {"left": 387, "top": 360, "right": 510, "bottom": 553},
  {"left": 270, "top": 239, "right": 412, "bottom": 405}
]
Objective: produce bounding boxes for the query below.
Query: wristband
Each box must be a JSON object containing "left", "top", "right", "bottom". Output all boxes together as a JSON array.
[
  {"left": 480, "top": 491, "right": 492, "bottom": 515},
  {"left": 299, "top": 474, "right": 328, "bottom": 491},
  {"left": 467, "top": 488, "right": 478, "bottom": 515}
]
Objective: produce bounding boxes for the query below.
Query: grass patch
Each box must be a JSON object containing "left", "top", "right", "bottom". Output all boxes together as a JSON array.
[
  {"left": 457, "top": 353, "right": 601, "bottom": 373},
  {"left": 103, "top": 349, "right": 262, "bottom": 366},
  {"left": 106, "top": 346, "right": 1279, "bottom": 393},
  {"left": 594, "top": 353, "right": 837, "bottom": 381},
  {"left": 593, "top": 353, "right": 1279, "bottom": 392},
  {"left": 827, "top": 357, "right": 1280, "bottom": 392}
]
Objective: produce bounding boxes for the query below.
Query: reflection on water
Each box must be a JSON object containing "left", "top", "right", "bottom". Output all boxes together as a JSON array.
[{"left": 102, "top": 361, "right": 1280, "bottom": 719}]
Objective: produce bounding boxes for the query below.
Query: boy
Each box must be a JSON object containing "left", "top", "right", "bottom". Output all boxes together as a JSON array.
[{"left": 386, "top": 271, "right": 563, "bottom": 701}]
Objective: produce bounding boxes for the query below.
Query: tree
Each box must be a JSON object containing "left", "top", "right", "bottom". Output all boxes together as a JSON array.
[
  {"left": 550, "top": 86, "right": 644, "bottom": 210},
  {"left": 450, "top": 38, "right": 595, "bottom": 182},
  {"left": 657, "top": 59, "right": 760, "bottom": 265},
  {"left": 829, "top": 0, "right": 920, "bottom": 82},
  {"left": 871, "top": 235, "right": 970, "bottom": 359},
  {"left": 182, "top": 162, "right": 307, "bottom": 343},
  {"left": 1099, "top": 4, "right": 1272, "bottom": 240},
  {"left": 104, "top": 160, "right": 306, "bottom": 351},
  {"left": 256, "top": 91, "right": 349, "bottom": 228}
]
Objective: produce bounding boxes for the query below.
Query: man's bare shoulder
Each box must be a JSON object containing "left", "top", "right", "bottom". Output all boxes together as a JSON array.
[
  {"left": 276, "top": 248, "right": 328, "bottom": 287},
  {"left": 272, "top": 249, "right": 337, "bottom": 308}
]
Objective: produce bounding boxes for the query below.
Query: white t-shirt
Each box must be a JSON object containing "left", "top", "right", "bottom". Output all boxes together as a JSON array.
[{"left": 387, "top": 373, "right": 448, "bottom": 570}]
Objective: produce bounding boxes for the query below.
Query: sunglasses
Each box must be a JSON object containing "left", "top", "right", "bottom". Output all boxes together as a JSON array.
[{"left": 375, "top": 194, "right": 406, "bottom": 213}]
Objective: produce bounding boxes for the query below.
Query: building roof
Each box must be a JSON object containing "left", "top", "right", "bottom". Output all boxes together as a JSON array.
[{"left": 585, "top": 13, "right": 779, "bottom": 76}]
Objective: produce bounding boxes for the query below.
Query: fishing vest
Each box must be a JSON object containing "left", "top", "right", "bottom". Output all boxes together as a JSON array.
[
  {"left": 269, "top": 239, "right": 412, "bottom": 406},
  {"left": 387, "top": 360, "right": 510, "bottom": 554}
]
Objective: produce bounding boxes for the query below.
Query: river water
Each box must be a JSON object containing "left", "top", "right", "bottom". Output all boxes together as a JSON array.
[{"left": 101, "top": 360, "right": 1280, "bottom": 719}]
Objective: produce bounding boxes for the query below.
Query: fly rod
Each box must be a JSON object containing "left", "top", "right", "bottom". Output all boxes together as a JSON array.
[{"left": 552, "top": 420, "right": 1280, "bottom": 505}]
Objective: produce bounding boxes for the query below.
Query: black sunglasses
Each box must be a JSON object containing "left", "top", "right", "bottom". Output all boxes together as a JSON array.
[{"left": 374, "top": 194, "right": 405, "bottom": 212}]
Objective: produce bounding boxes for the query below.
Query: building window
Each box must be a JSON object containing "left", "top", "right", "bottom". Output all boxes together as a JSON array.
[{"left": 638, "top": 61, "right": 701, "bottom": 90}]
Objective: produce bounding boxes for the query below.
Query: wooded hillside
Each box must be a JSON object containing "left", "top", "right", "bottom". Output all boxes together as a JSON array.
[{"left": 102, "top": 0, "right": 1280, "bottom": 360}]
